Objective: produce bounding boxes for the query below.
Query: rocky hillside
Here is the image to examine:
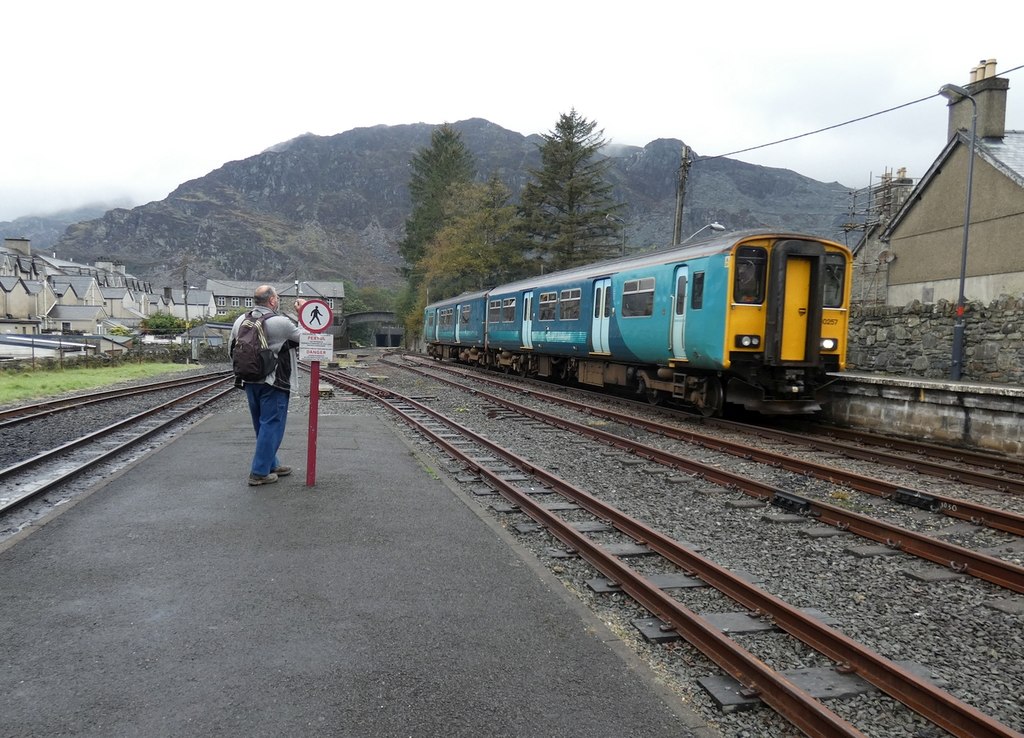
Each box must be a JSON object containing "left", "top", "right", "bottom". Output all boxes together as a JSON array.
[
  {"left": 0, "top": 202, "right": 130, "bottom": 253},
  {"left": 46, "top": 119, "right": 854, "bottom": 288}
]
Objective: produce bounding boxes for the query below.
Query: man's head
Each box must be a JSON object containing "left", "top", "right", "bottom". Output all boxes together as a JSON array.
[{"left": 254, "top": 285, "right": 279, "bottom": 309}]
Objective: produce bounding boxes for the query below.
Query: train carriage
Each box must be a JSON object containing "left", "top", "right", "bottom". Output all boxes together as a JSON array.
[
  {"left": 423, "top": 230, "right": 851, "bottom": 415},
  {"left": 422, "top": 289, "right": 488, "bottom": 361}
]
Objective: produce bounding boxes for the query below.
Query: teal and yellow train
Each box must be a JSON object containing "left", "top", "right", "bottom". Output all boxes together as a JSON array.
[{"left": 422, "top": 230, "right": 851, "bottom": 415}]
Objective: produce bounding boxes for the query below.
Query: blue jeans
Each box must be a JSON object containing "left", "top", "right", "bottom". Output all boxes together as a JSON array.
[{"left": 244, "top": 382, "right": 290, "bottom": 476}]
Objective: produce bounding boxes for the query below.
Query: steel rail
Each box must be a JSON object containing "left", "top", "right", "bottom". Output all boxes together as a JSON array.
[
  {"left": 392, "top": 360, "right": 1024, "bottom": 594},
  {"left": 791, "top": 422, "right": 1024, "bottom": 478},
  {"left": 0, "top": 380, "right": 234, "bottom": 514},
  {"left": 398, "top": 357, "right": 1024, "bottom": 537},
  {"left": 402, "top": 354, "right": 1023, "bottom": 491},
  {"left": 709, "top": 418, "right": 1024, "bottom": 494},
  {"left": 0, "top": 370, "right": 232, "bottom": 425},
  {"left": 317, "top": 368, "right": 868, "bottom": 738},
  {"left": 320, "top": 366, "right": 1022, "bottom": 738}
]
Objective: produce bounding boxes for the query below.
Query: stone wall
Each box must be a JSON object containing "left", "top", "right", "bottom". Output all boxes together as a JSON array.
[{"left": 847, "top": 295, "right": 1024, "bottom": 384}]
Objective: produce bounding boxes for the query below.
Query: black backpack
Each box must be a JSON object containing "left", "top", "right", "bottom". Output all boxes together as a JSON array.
[{"left": 232, "top": 310, "right": 278, "bottom": 382}]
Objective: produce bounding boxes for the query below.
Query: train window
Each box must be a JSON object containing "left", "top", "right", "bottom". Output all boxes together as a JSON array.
[
  {"left": 488, "top": 300, "right": 501, "bottom": 324},
  {"left": 622, "top": 278, "right": 655, "bottom": 317},
  {"left": 502, "top": 297, "right": 516, "bottom": 322},
  {"left": 675, "top": 275, "right": 687, "bottom": 315},
  {"left": 823, "top": 253, "right": 846, "bottom": 307},
  {"left": 439, "top": 308, "right": 454, "bottom": 327},
  {"left": 733, "top": 247, "right": 766, "bottom": 304},
  {"left": 459, "top": 305, "right": 471, "bottom": 325},
  {"left": 560, "top": 288, "right": 581, "bottom": 320},
  {"left": 426, "top": 313, "right": 435, "bottom": 328},
  {"left": 539, "top": 292, "right": 557, "bottom": 321},
  {"left": 691, "top": 272, "right": 705, "bottom": 309}
]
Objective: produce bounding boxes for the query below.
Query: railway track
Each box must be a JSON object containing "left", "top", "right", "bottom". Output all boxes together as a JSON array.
[
  {"left": 317, "top": 361, "right": 1023, "bottom": 738},
  {"left": 0, "top": 375, "right": 235, "bottom": 520},
  {"left": 0, "top": 369, "right": 232, "bottom": 427},
  {"left": 395, "top": 357, "right": 1024, "bottom": 569}
]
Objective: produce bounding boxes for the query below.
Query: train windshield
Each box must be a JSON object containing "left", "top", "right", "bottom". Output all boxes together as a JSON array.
[
  {"left": 733, "top": 247, "right": 767, "bottom": 304},
  {"left": 823, "top": 252, "right": 846, "bottom": 307}
]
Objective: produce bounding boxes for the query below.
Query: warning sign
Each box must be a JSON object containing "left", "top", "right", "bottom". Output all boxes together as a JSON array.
[{"left": 299, "top": 332, "right": 332, "bottom": 362}]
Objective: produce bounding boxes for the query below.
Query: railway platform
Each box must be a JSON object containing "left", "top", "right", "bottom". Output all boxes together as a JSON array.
[{"left": 0, "top": 399, "right": 714, "bottom": 738}]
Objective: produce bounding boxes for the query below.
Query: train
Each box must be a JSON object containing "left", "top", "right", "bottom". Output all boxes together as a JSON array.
[{"left": 421, "top": 230, "right": 852, "bottom": 415}]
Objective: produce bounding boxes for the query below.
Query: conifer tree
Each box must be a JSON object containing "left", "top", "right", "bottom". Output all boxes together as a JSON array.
[
  {"left": 398, "top": 124, "right": 476, "bottom": 275},
  {"left": 517, "top": 109, "right": 622, "bottom": 271},
  {"left": 396, "top": 123, "right": 475, "bottom": 330}
]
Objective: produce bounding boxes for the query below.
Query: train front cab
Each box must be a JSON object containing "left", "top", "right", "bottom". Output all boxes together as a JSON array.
[{"left": 724, "top": 236, "right": 850, "bottom": 413}]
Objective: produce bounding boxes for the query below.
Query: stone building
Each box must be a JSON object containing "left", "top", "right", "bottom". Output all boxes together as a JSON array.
[{"left": 881, "top": 60, "right": 1024, "bottom": 306}]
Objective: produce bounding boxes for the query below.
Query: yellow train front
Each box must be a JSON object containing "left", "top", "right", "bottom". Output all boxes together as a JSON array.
[{"left": 706, "top": 231, "right": 851, "bottom": 414}]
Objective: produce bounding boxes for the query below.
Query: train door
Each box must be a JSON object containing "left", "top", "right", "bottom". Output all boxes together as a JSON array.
[
  {"left": 521, "top": 292, "right": 534, "bottom": 349},
  {"left": 454, "top": 303, "right": 462, "bottom": 343},
  {"left": 591, "top": 278, "right": 611, "bottom": 353},
  {"left": 780, "top": 257, "right": 812, "bottom": 361},
  {"left": 670, "top": 266, "right": 688, "bottom": 360},
  {"left": 432, "top": 308, "right": 440, "bottom": 342}
]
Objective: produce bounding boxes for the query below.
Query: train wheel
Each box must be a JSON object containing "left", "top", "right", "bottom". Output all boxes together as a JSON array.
[
  {"left": 637, "top": 376, "right": 663, "bottom": 405},
  {"left": 696, "top": 377, "right": 724, "bottom": 417}
]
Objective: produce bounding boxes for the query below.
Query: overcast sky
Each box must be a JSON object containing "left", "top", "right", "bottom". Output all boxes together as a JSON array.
[{"left": 2, "top": 1, "right": 1022, "bottom": 222}]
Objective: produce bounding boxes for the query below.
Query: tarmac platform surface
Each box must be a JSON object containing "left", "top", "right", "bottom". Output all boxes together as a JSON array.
[{"left": 0, "top": 398, "right": 714, "bottom": 738}]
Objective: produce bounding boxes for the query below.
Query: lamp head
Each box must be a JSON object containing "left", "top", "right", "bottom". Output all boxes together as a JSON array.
[
  {"left": 939, "top": 83, "right": 972, "bottom": 102},
  {"left": 709, "top": 222, "right": 725, "bottom": 232}
]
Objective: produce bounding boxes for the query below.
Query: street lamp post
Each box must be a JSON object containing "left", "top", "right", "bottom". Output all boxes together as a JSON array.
[
  {"left": 938, "top": 82, "right": 977, "bottom": 381},
  {"left": 606, "top": 214, "right": 626, "bottom": 255},
  {"left": 684, "top": 221, "right": 725, "bottom": 242}
]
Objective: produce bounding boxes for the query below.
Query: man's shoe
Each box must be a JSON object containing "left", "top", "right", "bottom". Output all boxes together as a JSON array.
[
  {"left": 248, "top": 472, "right": 279, "bottom": 486},
  {"left": 271, "top": 465, "right": 292, "bottom": 477}
]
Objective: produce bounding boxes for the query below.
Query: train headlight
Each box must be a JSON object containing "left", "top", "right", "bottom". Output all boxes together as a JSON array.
[
  {"left": 820, "top": 337, "right": 838, "bottom": 351},
  {"left": 735, "top": 335, "right": 761, "bottom": 348}
]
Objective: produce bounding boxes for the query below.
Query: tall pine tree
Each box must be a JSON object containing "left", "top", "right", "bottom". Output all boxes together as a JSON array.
[
  {"left": 517, "top": 109, "right": 622, "bottom": 272},
  {"left": 396, "top": 123, "right": 475, "bottom": 326},
  {"left": 399, "top": 124, "right": 476, "bottom": 273}
]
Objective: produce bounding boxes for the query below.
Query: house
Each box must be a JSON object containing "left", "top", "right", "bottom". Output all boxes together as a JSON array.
[
  {"left": 46, "top": 304, "right": 110, "bottom": 334},
  {"left": 1, "top": 276, "right": 56, "bottom": 333},
  {"left": 160, "top": 287, "right": 217, "bottom": 321},
  {"left": 879, "top": 60, "right": 1024, "bottom": 305},
  {"left": 0, "top": 237, "right": 156, "bottom": 337},
  {"left": 205, "top": 279, "right": 345, "bottom": 316},
  {"left": 206, "top": 279, "right": 348, "bottom": 347}
]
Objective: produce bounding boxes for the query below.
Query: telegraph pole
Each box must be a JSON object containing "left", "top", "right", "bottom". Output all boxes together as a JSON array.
[{"left": 672, "top": 145, "right": 692, "bottom": 245}]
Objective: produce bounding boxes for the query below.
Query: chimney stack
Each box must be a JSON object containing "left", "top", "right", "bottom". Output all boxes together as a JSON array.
[
  {"left": 3, "top": 237, "right": 31, "bottom": 257},
  {"left": 946, "top": 58, "right": 1009, "bottom": 141}
]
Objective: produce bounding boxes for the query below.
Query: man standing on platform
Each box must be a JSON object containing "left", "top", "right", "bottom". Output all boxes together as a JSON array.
[{"left": 230, "top": 285, "right": 306, "bottom": 486}]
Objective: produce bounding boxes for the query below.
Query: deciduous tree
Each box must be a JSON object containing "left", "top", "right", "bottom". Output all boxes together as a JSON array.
[{"left": 418, "top": 176, "right": 525, "bottom": 301}]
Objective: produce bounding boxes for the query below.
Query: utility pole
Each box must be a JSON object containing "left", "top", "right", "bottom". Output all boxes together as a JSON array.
[
  {"left": 672, "top": 145, "right": 692, "bottom": 246},
  {"left": 182, "top": 271, "right": 190, "bottom": 325}
]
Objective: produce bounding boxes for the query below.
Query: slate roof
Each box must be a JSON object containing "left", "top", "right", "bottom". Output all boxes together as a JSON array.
[
  {"left": 882, "top": 130, "right": 1024, "bottom": 240},
  {"left": 980, "top": 130, "right": 1024, "bottom": 188},
  {"left": 165, "top": 288, "right": 214, "bottom": 305},
  {"left": 50, "top": 276, "right": 97, "bottom": 298},
  {"left": 48, "top": 305, "right": 109, "bottom": 320},
  {"left": 204, "top": 279, "right": 345, "bottom": 300}
]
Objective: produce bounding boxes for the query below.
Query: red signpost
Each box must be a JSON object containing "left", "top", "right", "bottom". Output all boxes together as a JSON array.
[{"left": 297, "top": 299, "right": 333, "bottom": 487}]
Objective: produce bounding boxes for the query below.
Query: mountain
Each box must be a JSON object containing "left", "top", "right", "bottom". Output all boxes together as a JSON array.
[
  {"left": 45, "top": 119, "right": 854, "bottom": 289},
  {"left": 0, "top": 202, "right": 132, "bottom": 253}
]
